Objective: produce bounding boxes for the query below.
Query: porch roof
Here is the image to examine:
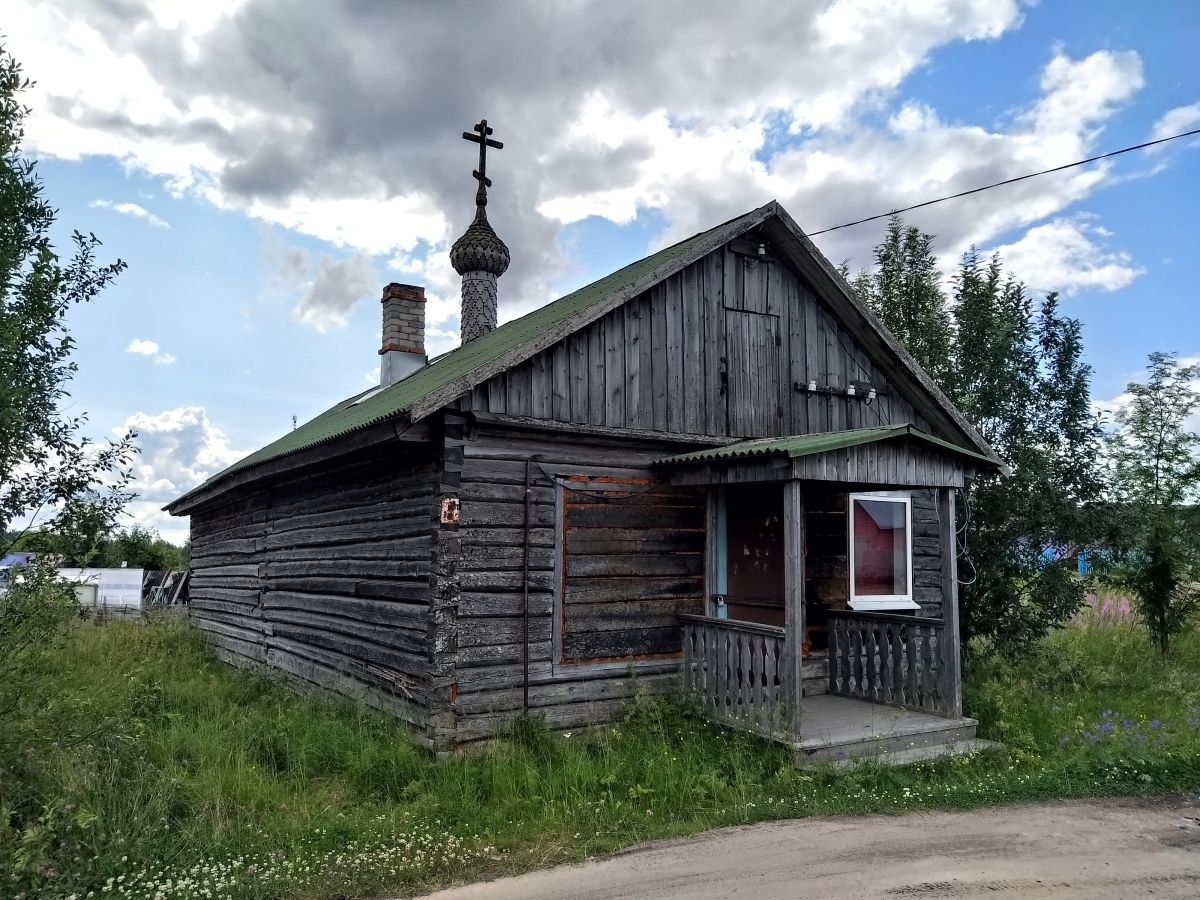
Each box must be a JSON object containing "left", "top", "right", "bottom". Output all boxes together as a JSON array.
[{"left": 653, "top": 424, "right": 1001, "bottom": 469}]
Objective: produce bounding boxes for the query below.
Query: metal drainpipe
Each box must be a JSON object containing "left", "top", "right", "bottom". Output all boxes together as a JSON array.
[{"left": 522, "top": 458, "right": 532, "bottom": 712}]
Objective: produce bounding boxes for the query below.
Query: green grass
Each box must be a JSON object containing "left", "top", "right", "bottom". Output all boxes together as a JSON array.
[{"left": 2, "top": 617, "right": 1198, "bottom": 900}]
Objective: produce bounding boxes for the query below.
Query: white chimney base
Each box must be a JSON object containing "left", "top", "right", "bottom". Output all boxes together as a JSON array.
[{"left": 380, "top": 348, "right": 425, "bottom": 386}]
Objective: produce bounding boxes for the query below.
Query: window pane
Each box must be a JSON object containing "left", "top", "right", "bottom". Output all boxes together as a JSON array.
[{"left": 852, "top": 498, "right": 908, "bottom": 597}]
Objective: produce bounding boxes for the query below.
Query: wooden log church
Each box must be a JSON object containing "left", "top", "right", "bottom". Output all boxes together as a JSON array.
[{"left": 168, "top": 122, "right": 1003, "bottom": 762}]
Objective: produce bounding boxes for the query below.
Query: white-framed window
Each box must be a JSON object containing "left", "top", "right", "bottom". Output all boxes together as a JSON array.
[{"left": 847, "top": 491, "right": 917, "bottom": 611}]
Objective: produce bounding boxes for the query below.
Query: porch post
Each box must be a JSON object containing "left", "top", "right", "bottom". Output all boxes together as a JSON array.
[
  {"left": 938, "top": 488, "right": 963, "bottom": 718},
  {"left": 782, "top": 479, "right": 805, "bottom": 741}
]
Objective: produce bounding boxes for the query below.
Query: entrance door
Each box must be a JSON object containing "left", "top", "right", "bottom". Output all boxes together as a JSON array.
[
  {"left": 724, "top": 309, "right": 781, "bottom": 437},
  {"left": 720, "top": 483, "right": 785, "bottom": 626}
]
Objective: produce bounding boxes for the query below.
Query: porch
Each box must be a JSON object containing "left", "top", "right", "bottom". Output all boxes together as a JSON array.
[
  {"left": 656, "top": 426, "right": 1002, "bottom": 764},
  {"left": 680, "top": 613, "right": 983, "bottom": 764}
]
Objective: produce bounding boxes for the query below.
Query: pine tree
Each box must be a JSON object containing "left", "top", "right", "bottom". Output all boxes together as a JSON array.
[
  {"left": 852, "top": 219, "right": 1104, "bottom": 648},
  {"left": 949, "top": 248, "right": 1103, "bottom": 645},
  {"left": 856, "top": 216, "right": 953, "bottom": 383}
]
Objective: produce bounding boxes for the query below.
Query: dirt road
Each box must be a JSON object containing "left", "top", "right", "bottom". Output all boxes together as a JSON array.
[{"left": 418, "top": 797, "right": 1200, "bottom": 899}]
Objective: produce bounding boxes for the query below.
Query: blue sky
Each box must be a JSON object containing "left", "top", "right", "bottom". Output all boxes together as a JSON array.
[{"left": 8, "top": 0, "right": 1199, "bottom": 541}]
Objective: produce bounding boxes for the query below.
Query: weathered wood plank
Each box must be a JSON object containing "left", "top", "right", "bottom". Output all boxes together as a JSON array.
[
  {"left": 562, "top": 576, "right": 704, "bottom": 605},
  {"left": 783, "top": 480, "right": 805, "bottom": 739},
  {"left": 939, "top": 488, "right": 963, "bottom": 718},
  {"left": 565, "top": 553, "right": 703, "bottom": 578},
  {"left": 702, "top": 250, "right": 725, "bottom": 435},
  {"left": 681, "top": 262, "right": 705, "bottom": 434},
  {"left": 665, "top": 274, "right": 684, "bottom": 433},
  {"left": 624, "top": 299, "right": 642, "bottom": 427},
  {"left": 604, "top": 309, "right": 626, "bottom": 426}
]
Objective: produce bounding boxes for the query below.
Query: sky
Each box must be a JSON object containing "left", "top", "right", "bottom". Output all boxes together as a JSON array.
[{"left": 6, "top": 0, "right": 1199, "bottom": 543}]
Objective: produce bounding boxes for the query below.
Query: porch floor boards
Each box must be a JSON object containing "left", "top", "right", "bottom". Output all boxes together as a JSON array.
[{"left": 794, "top": 694, "right": 979, "bottom": 765}]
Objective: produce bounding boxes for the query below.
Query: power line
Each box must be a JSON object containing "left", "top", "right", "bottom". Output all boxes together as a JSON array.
[{"left": 805, "top": 127, "right": 1200, "bottom": 237}]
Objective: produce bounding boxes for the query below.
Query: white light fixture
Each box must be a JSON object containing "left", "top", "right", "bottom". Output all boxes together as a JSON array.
[
  {"left": 807, "top": 379, "right": 817, "bottom": 392},
  {"left": 756, "top": 242, "right": 767, "bottom": 257},
  {"left": 867, "top": 387, "right": 877, "bottom": 402},
  {"left": 846, "top": 384, "right": 856, "bottom": 397}
]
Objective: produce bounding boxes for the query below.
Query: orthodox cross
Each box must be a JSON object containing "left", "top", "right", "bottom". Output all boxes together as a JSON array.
[{"left": 462, "top": 119, "right": 503, "bottom": 206}]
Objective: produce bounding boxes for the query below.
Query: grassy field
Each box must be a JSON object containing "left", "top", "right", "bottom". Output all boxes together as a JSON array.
[{"left": 2, "top": 603, "right": 1198, "bottom": 900}]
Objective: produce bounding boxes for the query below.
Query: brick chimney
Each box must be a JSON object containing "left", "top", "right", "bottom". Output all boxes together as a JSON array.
[{"left": 379, "top": 283, "right": 426, "bottom": 386}]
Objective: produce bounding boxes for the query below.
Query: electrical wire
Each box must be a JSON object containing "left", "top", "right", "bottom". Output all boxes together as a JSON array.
[
  {"left": 955, "top": 486, "right": 978, "bottom": 587},
  {"left": 802, "top": 127, "right": 1200, "bottom": 238},
  {"left": 772, "top": 133, "right": 1200, "bottom": 458}
]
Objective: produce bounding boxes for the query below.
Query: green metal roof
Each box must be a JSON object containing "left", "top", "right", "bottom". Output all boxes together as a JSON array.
[
  {"left": 653, "top": 425, "right": 1000, "bottom": 467},
  {"left": 168, "top": 206, "right": 768, "bottom": 511}
]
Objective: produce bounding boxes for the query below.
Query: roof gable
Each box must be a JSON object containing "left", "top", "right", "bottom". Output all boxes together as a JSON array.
[
  {"left": 755, "top": 205, "right": 992, "bottom": 466},
  {"left": 169, "top": 201, "right": 998, "bottom": 512}
]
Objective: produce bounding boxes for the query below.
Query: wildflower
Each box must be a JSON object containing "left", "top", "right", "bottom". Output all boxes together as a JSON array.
[
  {"left": 1058, "top": 735, "right": 1070, "bottom": 745},
  {"left": 1149, "top": 720, "right": 1161, "bottom": 729}
]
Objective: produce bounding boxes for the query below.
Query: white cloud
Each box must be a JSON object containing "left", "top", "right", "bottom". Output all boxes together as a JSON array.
[
  {"left": 127, "top": 338, "right": 177, "bottom": 365},
  {"left": 1020, "top": 49, "right": 1143, "bottom": 138},
  {"left": 990, "top": 216, "right": 1144, "bottom": 296},
  {"left": 266, "top": 242, "right": 380, "bottom": 333},
  {"left": 127, "top": 338, "right": 159, "bottom": 356},
  {"left": 90, "top": 199, "right": 171, "bottom": 228},
  {"left": 4, "top": 3, "right": 1159, "bottom": 346},
  {"left": 5, "top": 1, "right": 1033, "bottom": 338},
  {"left": 1151, "top": 102, "right": 1200, "bottom": 142},
  {"left": 117, "top": 406, "right": 245, "bottom": 541}
]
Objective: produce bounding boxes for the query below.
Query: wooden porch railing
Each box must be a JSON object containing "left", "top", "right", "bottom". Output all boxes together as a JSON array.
[
  {"left": 680, "top": 615, "right": 795, "bottom": 740},
  {"left": 826, "top": 610, "right": 950, "bottom": 715}
]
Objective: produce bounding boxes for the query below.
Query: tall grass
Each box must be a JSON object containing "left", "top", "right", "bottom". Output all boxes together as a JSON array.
[{"left": 2, "top": 616, "right": 1198, "bottom": 899}]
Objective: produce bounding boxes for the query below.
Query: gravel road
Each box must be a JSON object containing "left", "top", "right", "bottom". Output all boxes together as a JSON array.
[{"left": 416, "top": 797, "right": 1200, "bottom": 899}]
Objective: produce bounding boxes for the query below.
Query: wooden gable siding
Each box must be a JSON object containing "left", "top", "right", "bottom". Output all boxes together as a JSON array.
[
  {"left": 467, "top": 244, "right": 929, "bottom": 439},
  {"left": 666, "top": 440, "right": 966, "bottom": 488},
  {"left": 450, "top": 425, "right": 689, "bottom": 742},
  {"left": 187, "top": 444, "right": 437, "bottom": 738}
]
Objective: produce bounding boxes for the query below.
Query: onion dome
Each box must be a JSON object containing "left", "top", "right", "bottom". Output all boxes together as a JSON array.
[{"left": 450, "top": 206, "right": 510, "bottom": 277}]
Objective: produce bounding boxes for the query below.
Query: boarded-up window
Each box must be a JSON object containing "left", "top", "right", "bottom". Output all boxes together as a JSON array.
[
  {"left": 560, "top": 480, "right": 706, "bottom": 663},
  {"left": 724, "top": 309, "right": 781, "bottom": 437}
]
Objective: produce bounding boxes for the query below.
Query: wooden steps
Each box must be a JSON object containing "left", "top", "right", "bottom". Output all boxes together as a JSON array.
[
  {"left": 835, "top": 738, "right": 1002, "bottom": 769},
  {"left": 802, "top": 654, "right": 828, "bottom": 697},
  {"left": 791, "top": 694, "right": 989, "bottom": 768}
]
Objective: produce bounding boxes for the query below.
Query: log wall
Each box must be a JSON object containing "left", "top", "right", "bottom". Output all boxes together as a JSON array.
[
  {"left": 449, "top": 425, "right": 695, "bottom": 742},
  {"left": 561, "top": 482, "right": 706, "bottom": 662},
  {"left": 188, "top": 444, "right": 437, "bottom": 740}
]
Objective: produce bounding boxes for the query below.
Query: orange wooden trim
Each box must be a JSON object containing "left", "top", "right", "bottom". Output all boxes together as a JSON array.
[{"left": 566, "top": 475, "right": 652, "bottom": 485}]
